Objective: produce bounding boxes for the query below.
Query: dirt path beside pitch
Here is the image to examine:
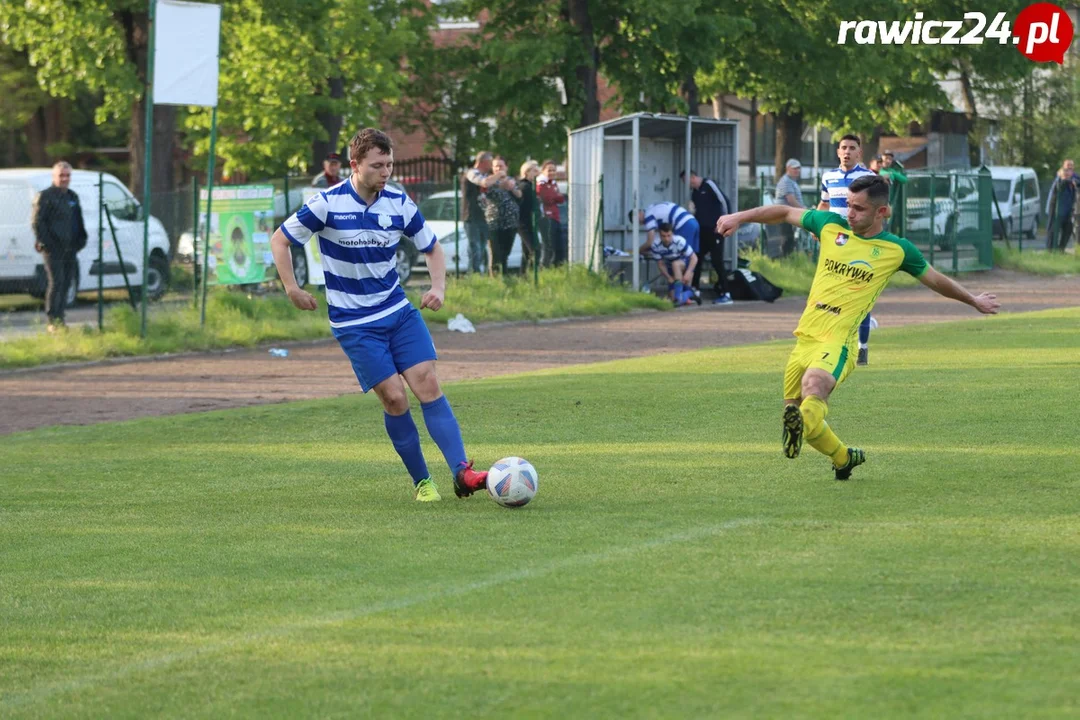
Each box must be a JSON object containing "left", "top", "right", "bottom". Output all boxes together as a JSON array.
[{"left": 1, "top": 270, "right": 1077, "bottom": 436}]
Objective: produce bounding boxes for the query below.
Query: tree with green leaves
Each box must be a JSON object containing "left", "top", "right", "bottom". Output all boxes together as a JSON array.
[
  {"left": 1, "top": 0, "right": 429, "bottom": 189},
  {"left": 184, "top": 0, "right": 430, "bottom": 179}
]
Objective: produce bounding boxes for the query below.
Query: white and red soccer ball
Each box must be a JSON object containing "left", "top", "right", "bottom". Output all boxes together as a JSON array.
[{"left": 486, "top": 457, "right": 539, "bottom": 508}]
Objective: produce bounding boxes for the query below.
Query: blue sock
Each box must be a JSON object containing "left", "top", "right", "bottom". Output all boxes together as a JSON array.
[
  {"left": 859, "top": 314, "right": 872, "bottom": 346},
  {"left": 421, "top": 395, "right": 467, "bottom": 477},
  {"left": 672, "top": 281, "right": 684, "bottom": 299},
  {"left": 384, "top": 411, "right": 429, "bottom": 485}
]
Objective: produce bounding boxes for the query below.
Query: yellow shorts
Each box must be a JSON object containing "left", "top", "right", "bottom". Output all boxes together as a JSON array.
[{"left": 783, "top": 338, "right": 855, "bottom": 400}]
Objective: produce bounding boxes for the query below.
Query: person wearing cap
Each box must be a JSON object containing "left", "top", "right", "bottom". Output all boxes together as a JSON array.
[
  {"left": 775, "top": 158, "right": 805, "bottom": 256},
  {"left": 312, "top": 153, "right": 343, "bottom": 187}
]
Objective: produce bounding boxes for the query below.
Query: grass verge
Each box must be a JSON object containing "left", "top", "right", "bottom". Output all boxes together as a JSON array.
[
  {"left": 993, "top": 245, "right": 1079, "bottom": 275},
  {"left": 1, "top": 309, "right": 1078, "bottom": 717},
  {"left": 0, "top": 267, "right": 669, "bottom": 370},
  {"left": 419, "top": 265, "right": 670, "bottom": 324}
]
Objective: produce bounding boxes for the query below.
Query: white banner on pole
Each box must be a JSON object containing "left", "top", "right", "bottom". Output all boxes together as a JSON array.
[{"left": 152, "top": 0, "right": 221, "bottom": 107}]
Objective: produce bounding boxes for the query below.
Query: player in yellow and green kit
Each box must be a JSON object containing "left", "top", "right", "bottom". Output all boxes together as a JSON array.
[{"left": 716, "top": 175, "right": 1000, "bottom": 480}]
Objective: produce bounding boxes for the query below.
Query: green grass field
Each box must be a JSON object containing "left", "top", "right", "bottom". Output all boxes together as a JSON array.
[{"left": 2, "top": 309, "right": 1078, "bottom": 718}]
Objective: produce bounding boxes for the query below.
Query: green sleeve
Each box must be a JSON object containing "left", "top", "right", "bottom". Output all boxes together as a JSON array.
[
  {"left": 800, "top": 209, "right": 841, "bottom": 236},
  {"left": 897, "top": 238, "right": 928, "bottom": 277}
]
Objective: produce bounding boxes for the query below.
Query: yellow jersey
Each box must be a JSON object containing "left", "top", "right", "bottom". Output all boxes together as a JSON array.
[{"left": 796, "top": 210, "right": 928, "bottom": 345}]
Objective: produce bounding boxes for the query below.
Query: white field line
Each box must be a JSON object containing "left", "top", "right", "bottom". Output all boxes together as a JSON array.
[{"left": 1, "top": 517, "right": 763, "bottom": 711}]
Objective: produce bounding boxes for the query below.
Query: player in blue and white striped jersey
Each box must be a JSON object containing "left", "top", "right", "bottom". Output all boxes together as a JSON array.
[
  {"left": 630, "top": 201, "right": 701, "bottom": 257},
  {"left": 818, "top": 134, "right": 877, "bottom": 366},
  {"left": 646, "top": 222, "right": 700, "bottom": 306},
  {"left": 270, "top": 128, "right": 488, "bottom": 503}
]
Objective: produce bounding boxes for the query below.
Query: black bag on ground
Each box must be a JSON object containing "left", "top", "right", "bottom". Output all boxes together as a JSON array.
[{"left": 727, "top": 268, "right": 784, "bottom": 303}]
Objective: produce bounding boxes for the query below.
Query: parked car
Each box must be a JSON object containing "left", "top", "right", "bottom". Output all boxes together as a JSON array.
[
  {"left": 987, "top": 166, "right": 1039, "bottom": 238},
  {"left": 905, "top": 172, "right": 981, "bottom": 250},
  {"left": 0, "top": 168, "right": 171, "bottom": 305},
  {"left": 417, "top": 190, "right": 525, "bottom": 273}
]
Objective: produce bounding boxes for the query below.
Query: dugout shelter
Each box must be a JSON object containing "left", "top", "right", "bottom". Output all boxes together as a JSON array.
[{"left": 567, "top": 113, "right": 739, "bottom": 290}]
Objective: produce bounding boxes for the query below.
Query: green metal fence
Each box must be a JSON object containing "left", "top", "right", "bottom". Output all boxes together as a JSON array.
[{"left": 741, "top": 167, "right": 996, "bottom": 273}]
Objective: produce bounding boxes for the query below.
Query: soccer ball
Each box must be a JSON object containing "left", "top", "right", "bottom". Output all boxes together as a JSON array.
[{"left": 486, "top": 457, "right": 539, "bottom": 508}]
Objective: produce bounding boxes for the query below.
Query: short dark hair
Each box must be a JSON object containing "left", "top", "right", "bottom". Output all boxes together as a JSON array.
[
  {"left": 627, "top": 209, "right": 638, "bottom": 224},
  {"left": 657, "top": 222, "right": 673, "bottom": 233},
  {"left": 839, "top": 134, "right": 861, "bottom": 146},
  {"left": 848, "top": 174, "right": 889, "bottom": 206},
  {"left": 349, "top": 128, "right": 393, "bottom": 162}
]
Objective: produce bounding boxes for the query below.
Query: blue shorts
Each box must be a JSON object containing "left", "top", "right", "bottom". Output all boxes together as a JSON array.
[
  {"left": 677, "top": 219, "right": 701, "bottom": 254},
  {"left": 333, "top": 305, "right": 437, "bottom": 392}
]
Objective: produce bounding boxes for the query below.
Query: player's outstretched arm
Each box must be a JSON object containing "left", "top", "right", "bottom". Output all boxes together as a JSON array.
[
  {"left": 715, "top": 204, "right": 804, "bottom": 237},
  {"left": 918, "top": 266, "right": 1000, "bottom": 314},
  {"left": 271, "top": 229, "right": 317, "bottom": 310}
]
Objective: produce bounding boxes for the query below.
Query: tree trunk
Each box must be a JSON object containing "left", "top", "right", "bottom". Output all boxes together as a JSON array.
[
  {"left": 122, "top": 9, "right": 177, "bottom": 196},
  {"left": 712, "top": 95, "right": 726, "bottom": 120},
  {"left": 748, "top": 97, "right": 757, "bottom": 186},
  {"left": 681, "top": 73, "right": 699, "bottom": 116},
  {"left": 774, "top": 108, "right": 802, "bottom": 181},
  {"left": 864, "top": 126, "right": 883, "bottom": 163},
  {"left": 312, "top": 76, "right": 346, "bottom": 168},
  {"left": 566, "top": 0, "right": 600, "bottom": 127},
  {"left": 25, "top": 107, "right": 49, "bottom": 166}
]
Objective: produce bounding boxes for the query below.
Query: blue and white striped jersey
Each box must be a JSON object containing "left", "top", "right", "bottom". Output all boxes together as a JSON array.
[
  {"left": 643, "top": 202, "right": 695, "bottom": 232},
  {"left": 819, "top": 164, "right": 875, "bottom": 218},
  {"left": 647, "top": 234, "right": 694, "bottom": 262},
  {"left": 281, "top": 180, "right": 436, "bottom": 329}
]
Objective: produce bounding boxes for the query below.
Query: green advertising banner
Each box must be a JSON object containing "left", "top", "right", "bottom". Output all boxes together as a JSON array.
[{"left": 197, "top": 184, "right": 275, "bottom": 285}]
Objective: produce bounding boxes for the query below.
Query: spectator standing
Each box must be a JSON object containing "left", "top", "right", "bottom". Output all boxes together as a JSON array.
[
  {"left": 483, "top": 156, "right": 522, "bottom": 274},
  {"left": 311, "top": 152, "right": 343, "bottom": 187},
  {"left": 536, "top": 160, "right": 566, "bottom": 266},
  {"left": 684, "top": 170, "right": 734, "bottom": 304},
  {"left": 774, "top": 158, "right": 805, "bottom": 257},
  {"left": 462, "top": 151, "right": 499, "bottom": 273},
  {"left": 517, "top": 160, "right": 541, "bottom": 273},
  {"left": 31, "top": 161, "right": 88, "bottom": 332},
  {"left": 878, "top": 150, "right": 908, "bottom": 235},
  {"left": 1046, "top": 159, "right": 1080, "bottom": 252}
]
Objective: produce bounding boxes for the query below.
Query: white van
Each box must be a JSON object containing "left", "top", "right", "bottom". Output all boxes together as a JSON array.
[
  {"left": 988, "top": 167, "right": 1040, "bottom": 238},
  {"left": 0, "top": 168, "right": 171, "bottom": 305}
]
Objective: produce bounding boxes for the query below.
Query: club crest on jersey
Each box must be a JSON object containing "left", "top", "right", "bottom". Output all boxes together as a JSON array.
[
  {"left": 871, "top": 246, "right": 881, "bottom": 258},
  {"left": 377, "top": 213, "right": 392, "bottom": 229},
  {"left": 835, "top": 233, "right": 849, "bottom": 246}
]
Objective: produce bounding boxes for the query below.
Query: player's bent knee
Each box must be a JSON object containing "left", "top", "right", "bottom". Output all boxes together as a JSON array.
[
  {"left": 373, "top": 376, "right": 410, "bottom": 414},
  {"left": 403, "top": 362, "right": 441, "bottom": 403}
]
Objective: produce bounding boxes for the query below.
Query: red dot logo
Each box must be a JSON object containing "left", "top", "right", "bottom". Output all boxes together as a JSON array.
[{"left": 1013, "top": 3, "right": 1074, "bottom": 64}]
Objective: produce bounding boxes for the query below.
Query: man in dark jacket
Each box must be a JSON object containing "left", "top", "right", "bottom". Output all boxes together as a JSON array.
[
  {"left": 32, "top": 162, "right": 88, "bottom": 329},
  {"left": 1046, "top": 159, "right": 1080, "bottom": 252},
  {"left": 683, "top": 170, "right": 734, "bottom": 304}
]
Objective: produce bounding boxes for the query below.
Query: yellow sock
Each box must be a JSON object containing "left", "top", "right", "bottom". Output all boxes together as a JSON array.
[{"left": 800, "top": 396, "right": 849, "bottom": 467}]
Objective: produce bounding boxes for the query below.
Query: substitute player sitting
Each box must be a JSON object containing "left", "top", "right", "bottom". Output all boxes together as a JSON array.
[
  {"left": 270, "top": 128, "right": 489, "bottom": 502},
  {"left": 716, "top": 174, "right": 1000, "bottom": 480},
  {"left": 645, "top": 222, "right": 700, "bottom": 306}
]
